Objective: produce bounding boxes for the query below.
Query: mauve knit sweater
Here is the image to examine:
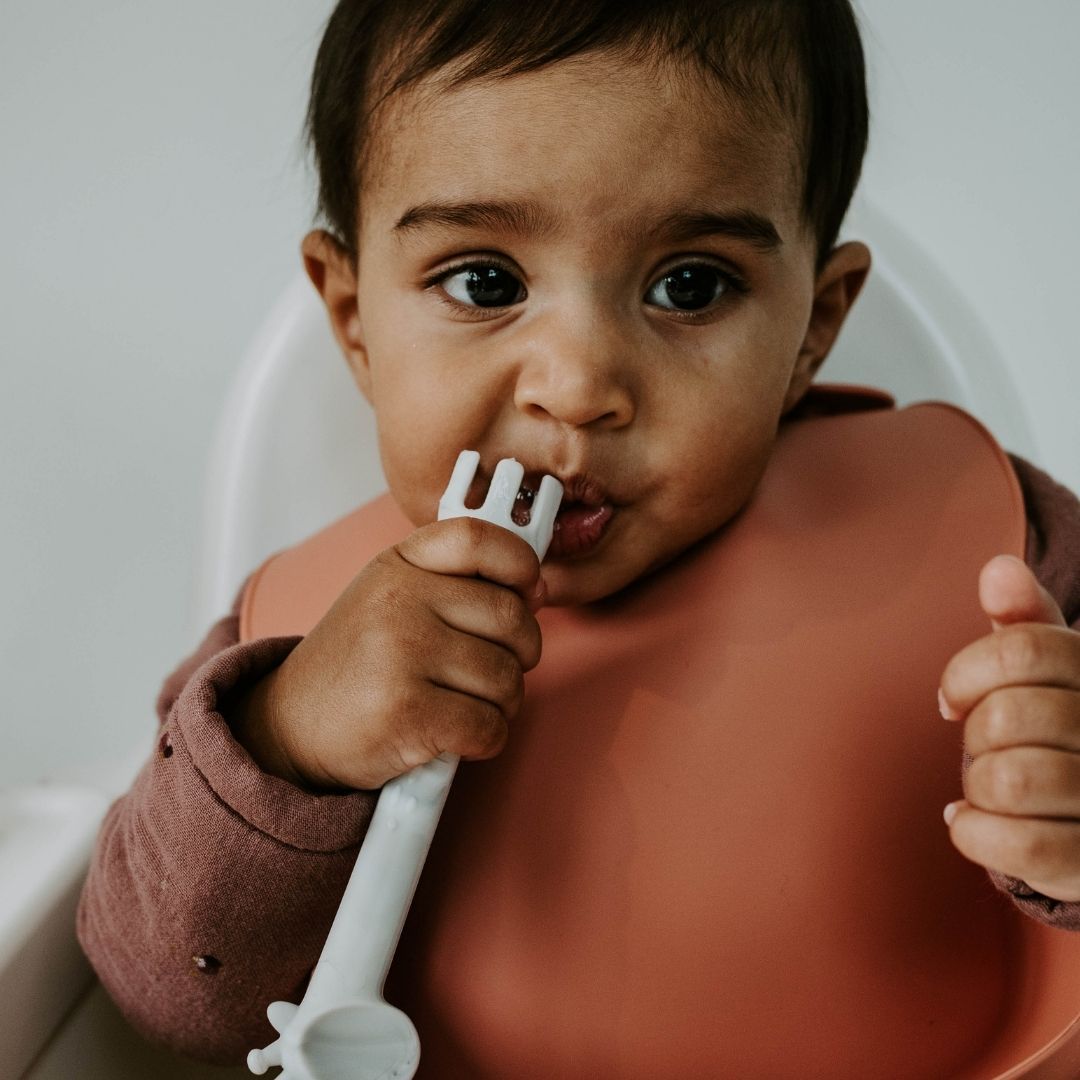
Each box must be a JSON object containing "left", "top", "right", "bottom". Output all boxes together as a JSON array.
[{"left": 77, "top": 454, "right": 1080, "bottom": 1066}]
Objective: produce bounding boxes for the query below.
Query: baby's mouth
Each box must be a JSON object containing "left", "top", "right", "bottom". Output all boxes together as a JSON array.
[{"left": 513, "top": 472, "right": 617, "bottom": 559}]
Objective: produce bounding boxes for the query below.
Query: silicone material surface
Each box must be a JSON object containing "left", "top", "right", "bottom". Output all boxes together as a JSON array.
[{"left": 240, "top": 398, "right": 1080, "bottom": 1078}]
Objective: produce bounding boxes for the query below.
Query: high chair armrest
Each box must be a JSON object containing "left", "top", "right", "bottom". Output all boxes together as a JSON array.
[{"left": 0, "top": 784, "right": 109, "bottom": 1078}]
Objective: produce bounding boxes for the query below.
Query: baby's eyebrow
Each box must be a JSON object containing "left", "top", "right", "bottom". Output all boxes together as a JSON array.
[
  {"left": 393, "top": 200, "right": 556, "bottom": 238},
  {"left": 655, "top": 208, "right": 783, "bottom": 252},
  {"left": 392, "top": 199, "right": 782, "bottom": 253}
]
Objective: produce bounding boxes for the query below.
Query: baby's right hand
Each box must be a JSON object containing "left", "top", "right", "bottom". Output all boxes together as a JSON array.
[{"left": 233, "top": 517, "right": 545, "bottom": 791}]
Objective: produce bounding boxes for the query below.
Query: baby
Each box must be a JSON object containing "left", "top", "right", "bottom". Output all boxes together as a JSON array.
[{"left": 79, "top": 0, "right": 1080, "bottom": 1073}]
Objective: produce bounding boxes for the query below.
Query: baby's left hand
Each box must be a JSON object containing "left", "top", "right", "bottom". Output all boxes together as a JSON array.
[{"left": 940, "top": 554, "right": 1080, "bottom": 901}]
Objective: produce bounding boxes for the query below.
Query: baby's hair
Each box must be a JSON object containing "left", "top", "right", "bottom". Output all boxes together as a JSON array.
[{"left": 307, "top": 0, "right": 867, "bottom": 271}]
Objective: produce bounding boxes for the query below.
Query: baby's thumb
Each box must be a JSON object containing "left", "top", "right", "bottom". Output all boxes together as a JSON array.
[{"left": 978, "top": 554, "right": 1067, "bottom": 631}]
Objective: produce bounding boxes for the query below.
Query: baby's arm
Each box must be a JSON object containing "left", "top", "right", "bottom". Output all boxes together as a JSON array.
[
  {"left": 76, "top": 603, "right": 374, "bottom": 1064},
  {"left": 77, "top": 518, "right": 543, "bottom": 1065}
]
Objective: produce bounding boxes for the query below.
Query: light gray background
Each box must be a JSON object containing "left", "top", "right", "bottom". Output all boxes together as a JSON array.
[{"left": 2, "top": 2, "right": 1077, "bottom": 790}]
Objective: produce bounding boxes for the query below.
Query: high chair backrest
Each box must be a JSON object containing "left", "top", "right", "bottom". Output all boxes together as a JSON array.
[{"left": 196, "top": 200, "right": 1036, "bottom": 629}]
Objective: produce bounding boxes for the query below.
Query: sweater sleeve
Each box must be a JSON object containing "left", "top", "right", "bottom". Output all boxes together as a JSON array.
[
  {"left": 975, "top": 454, "right": 1080, "bottom": 929},
  {"left": 76, "top": 591, "right": 377, "bottom": 1065}
]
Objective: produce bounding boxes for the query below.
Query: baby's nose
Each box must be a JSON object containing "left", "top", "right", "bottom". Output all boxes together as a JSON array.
[{"left": 513, "top": 314, "right": 635, "bottom": 430}]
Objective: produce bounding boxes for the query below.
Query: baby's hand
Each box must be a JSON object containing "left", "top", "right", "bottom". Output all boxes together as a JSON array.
[
  {"left": 940, "top": 554, "right": 1080, "bottom": 900},
  {"left": 234, "top": 518, "right": 544, "bottom": 792}
]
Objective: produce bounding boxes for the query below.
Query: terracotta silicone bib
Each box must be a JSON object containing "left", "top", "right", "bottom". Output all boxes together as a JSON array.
[{"left": 242, "top": 393, "right": 1080, "bottom": 1078}]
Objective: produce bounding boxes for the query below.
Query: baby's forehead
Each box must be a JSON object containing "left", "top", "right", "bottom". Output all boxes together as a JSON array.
[{"left": 363, "top": 54, "right": 807, "bottom": 243}]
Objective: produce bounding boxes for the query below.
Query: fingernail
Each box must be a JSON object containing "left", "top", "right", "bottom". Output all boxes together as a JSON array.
[
  {"left": 527, "top": 576, "right": 547, "bottom": 612},
  {"left": 938, "top": 688, "right": 958, "bottom": 721},
  {"left": 943, "top": 801, "right": 960, "bottom": 826}
]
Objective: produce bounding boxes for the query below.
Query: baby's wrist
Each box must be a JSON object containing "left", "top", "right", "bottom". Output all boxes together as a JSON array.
[{"left": 229, "top": 667, "right": 338, "bottom": 793}]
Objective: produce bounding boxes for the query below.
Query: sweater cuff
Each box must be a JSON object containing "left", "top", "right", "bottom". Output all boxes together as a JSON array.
[
  {"left": 171, "top": 637, "right": 375, "bottom": 851},
  {"left": 987, "top": 867, "right": 1080, "bottom": 931}
]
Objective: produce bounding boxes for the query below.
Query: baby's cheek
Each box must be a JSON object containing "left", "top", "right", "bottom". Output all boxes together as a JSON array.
[
  {"left": 378, "top": 447, "right": 442, "bottom": 527},
  {"left": 670, "top": 455, "right": 764, "bottom": 532}
]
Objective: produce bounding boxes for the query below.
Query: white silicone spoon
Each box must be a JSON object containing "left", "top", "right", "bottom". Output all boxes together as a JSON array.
[{"left": 248, "top": 451, "right": 563, "bottom": 1080}]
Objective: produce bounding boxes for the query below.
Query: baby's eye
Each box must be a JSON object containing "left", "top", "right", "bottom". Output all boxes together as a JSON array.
[
  {"left": 439, "top": 263, "right": 526, "bottom": 308},
  {"left": 645, "top": 264, "right": 739, "bottom": 312}
]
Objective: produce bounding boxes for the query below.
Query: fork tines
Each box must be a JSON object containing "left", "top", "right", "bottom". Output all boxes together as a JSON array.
[{"left": 438, "top": 450, "right": 563, "bottom": 560}]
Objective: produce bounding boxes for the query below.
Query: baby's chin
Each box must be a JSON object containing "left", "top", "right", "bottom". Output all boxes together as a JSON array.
[
  {"left": 540, "top": 519, "right": 733, "bottom": 607},
  {"left": 538, "top": 553, "right": 658, "bottom": 608}
]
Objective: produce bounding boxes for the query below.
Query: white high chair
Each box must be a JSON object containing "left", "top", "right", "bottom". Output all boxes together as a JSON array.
[{"left": 10, "top": 200, "right": 1052, "bottom": 1079}]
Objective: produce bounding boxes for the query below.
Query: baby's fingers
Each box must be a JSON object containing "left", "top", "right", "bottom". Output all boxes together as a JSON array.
[
  {"left": 432, "top": 576, "right": 542, "bottom": 672},
  {"left": 940, "top": 623, "right": 1080, "bottom": 720},
  {"left": 422, "top": 686, "right": 510, "bottom": 762},
  {"left": 965, "top": 746, "right": 1080, "bottom": 818},
  {"left": 396, "top": 517, "right": 542, "bottom": 604},
  {"left": 964, "top": 686, "right": 1080, "bottom": 756},
  {"left": 944, "top": 801, "right": 1080, "bottom": 902},
  {"left": 426, "top": 628, "right": 526, "bottom": 721}
]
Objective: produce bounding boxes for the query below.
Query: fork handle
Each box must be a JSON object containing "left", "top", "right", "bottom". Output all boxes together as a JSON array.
[
  {"left": 248, "top": 452, "right": 562, "bottom": 1075},
  {"left": 294, "top": 452, "right": 562, "bottom": 1013},
  {"left": 303, "top": 752, "right": 459, "bottom": 1009}
]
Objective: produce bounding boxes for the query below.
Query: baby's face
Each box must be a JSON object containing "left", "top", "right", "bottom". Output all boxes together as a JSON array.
[{"left": 319, "top": 52, "right": 865, "bottom": 605}]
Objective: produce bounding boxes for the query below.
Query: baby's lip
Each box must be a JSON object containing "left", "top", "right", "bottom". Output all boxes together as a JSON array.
[
  {"left": 459, "top": 459, "right": 621, "bottom": 556},
  {"left": 522, "top": 470, "right": 610, "bottom": 508},
  {"left": 464, "top": 460, "right": 619, "bottom": 514},
  {"left": 547, "top": 501, "right": 615, "bottom": 559},
  {"left": 514, "top": 470, "right": 620, "bottom": 554},
  {"left": 512, "top": 468, "right": 622, "bottom": 533}
]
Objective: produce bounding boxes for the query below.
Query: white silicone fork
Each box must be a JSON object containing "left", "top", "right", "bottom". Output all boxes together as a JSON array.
[{"left": 247, "top": 451, "right": 563, "bottom": 1080}]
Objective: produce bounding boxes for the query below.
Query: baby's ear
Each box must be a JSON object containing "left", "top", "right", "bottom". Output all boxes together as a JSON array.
[
  {"left": 301, "top": 230, "right": 371, "bottom": 399},
  {"left": 784, "top": 241, "right": 871, "bottom": 410}
]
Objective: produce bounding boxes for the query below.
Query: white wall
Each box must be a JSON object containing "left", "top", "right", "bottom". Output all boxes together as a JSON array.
[
  {"left": 857, "top": 0, "right": 1079, "bottom": 492},
  {"left": 1, "top": 1, "right": 336, "bottom": 789},
  {"left": 2, "top": 2, "right": 1077, "bottom": 790}
]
